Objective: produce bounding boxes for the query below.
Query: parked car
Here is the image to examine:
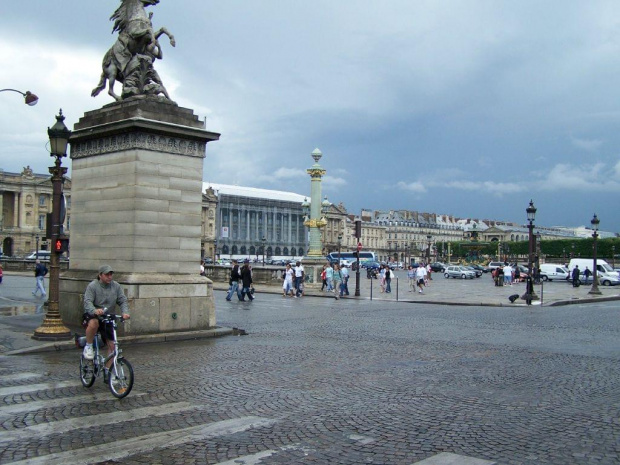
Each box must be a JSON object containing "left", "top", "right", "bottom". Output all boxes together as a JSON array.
[
  {"left": 464, "top": 266, "right": 482, "bottom": 277},
  {"left": 470, "top": 264, "right": 489, "bottom": 273},
  {"left": 487, "top": 261, "right": 504, "bottom": 270},
  {"left": 364, "top": 261, "right": 381, "bottom": 270},
  {"left": 429, "top": 262, "right": 447, "bottom": 272},
  {"left": 444, "top": 265, "right": 476, "bottom": 279}
]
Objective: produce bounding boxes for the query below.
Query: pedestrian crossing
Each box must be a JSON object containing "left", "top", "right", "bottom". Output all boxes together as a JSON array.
[
  {"left": 0, "top": 371, "right": 278, "bottom": 464},
  {"left": 0, "top": 370, "right": 500, "bottom": 464}
]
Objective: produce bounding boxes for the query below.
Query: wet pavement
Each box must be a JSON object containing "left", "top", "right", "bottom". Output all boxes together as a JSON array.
[{"left": 0, "top": 272, "right": 619, "bottom": 464}]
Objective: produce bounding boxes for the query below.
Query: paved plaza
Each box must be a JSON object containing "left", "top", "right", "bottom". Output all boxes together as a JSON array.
[{"left": 0, "top": 273, "right": 619, "bottom": 464}]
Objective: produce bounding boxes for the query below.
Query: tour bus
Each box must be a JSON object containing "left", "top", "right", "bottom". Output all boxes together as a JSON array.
[{"left": 326, "top": 251, "right": 376, "bottom": 268}]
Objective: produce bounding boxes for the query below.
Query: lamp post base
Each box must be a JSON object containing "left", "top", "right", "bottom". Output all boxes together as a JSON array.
[
  {"left": 32, "top": 301, "right": 72, "bottom": 341},
  {"left": 588, "top": 285, "right": 602, "bottom": 295}
]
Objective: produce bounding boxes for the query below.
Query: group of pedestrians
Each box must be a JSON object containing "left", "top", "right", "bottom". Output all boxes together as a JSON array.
[
  {"left": 405, "top": 264, "right": 428, "bottom": 294},
  {"left": 320, "top": 262, "right": 350, "bottom": 299},
  {"left": 282, "top": 261, "right": 305, "bottom": 298},
  {"left": 225, "top": 259, "right": 255, "bottom": 302}
]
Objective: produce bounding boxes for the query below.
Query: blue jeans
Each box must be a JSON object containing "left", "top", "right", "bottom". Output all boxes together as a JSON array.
[
  {"left": 240, "top": 286, "right": 254, "bottom": 301},
  {"left": 294, "top": 276, "right": 303, "bottom": 296},
  {"left": 226, "top": 281, "right": 240, "bottom": 300},
  {"left": 33, "top": 276, "right": 46, "bottom": 296},
  {"left": 385, "top": 278, "right": 392, "bottom": 293}
]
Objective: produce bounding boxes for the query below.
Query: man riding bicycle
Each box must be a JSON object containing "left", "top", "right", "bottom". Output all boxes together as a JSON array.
[{"left": 82, "top": 265, "right": 130, "bottom": 368}]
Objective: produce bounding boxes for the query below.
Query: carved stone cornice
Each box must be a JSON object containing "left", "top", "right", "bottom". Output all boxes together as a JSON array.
[{"left": 70, "top": 132, "right": 207, "bottom": 159}]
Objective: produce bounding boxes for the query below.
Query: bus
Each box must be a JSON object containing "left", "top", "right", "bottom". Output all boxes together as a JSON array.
[{"left": 326, "top": 251, "right": 376, "bottom": 266}]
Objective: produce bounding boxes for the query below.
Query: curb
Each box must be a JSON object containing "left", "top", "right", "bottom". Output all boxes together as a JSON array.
[{"left": 5, "top": 327, "right": 233, "bottom": 356}]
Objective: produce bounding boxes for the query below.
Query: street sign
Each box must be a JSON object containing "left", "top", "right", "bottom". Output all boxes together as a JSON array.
[{"left": 357, "top": 242, "right": 362, "bottom": 251}]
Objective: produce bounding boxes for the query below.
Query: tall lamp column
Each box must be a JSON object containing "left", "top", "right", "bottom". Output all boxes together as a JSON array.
[
  {"left": 522, "top": 200, "right": 539, "bottom": 304},
  {"left": 588, "top": 214, "right": 602, "bottom": 295},
  {"left": 33, "top": 110, "right": 72, "bottom": 340},
  {"left": 303, "top": 149, "right": 327, "bottom": 257}
]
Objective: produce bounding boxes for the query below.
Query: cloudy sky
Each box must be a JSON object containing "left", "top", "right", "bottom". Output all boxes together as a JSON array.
[{"left": 2, "top": 1, "right": 620, "bottom": 232}]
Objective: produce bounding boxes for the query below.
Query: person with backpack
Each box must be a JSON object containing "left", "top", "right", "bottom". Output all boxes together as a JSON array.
[
  {"left": 32, "top": 259, "right": 48, "bottom": 298},
  {"left": 225, "top": 259, "right": 242, "bottom": 301}
]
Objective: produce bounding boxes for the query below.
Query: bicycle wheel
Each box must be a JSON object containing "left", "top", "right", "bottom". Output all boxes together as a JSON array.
[
  {"left": 80, "top": 356, "right": 96, "bottom": 388},
  {"left": 108, "top": 358, "right": 134, "bottom": 399}
]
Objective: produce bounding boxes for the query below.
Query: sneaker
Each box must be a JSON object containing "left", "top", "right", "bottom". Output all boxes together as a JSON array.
[{"left": 83, "top": 345, "right": 94, "bottom": 360}]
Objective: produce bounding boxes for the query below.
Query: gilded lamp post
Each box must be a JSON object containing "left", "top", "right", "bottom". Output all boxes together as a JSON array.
[
  {"left": 33, "top": 110, "right": 72, "bottom": 340},
  {"left": 303, "top": 148, "right": 328, "bottom": 258}
]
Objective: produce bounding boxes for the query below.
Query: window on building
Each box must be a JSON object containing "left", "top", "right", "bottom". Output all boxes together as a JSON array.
[
  {"left": 39, "top": 195, "right": 46, "bottom": 207},
  {"left": 38, "top": 214, "right": 46, "bottom": 230}
]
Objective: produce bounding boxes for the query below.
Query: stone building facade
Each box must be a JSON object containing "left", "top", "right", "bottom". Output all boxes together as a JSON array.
[
  {"left": 204, "top": 183, "right": 308, "bottom": 261},
  {"left": 0, "top": 167, "right": 71, "bottom": 257}
]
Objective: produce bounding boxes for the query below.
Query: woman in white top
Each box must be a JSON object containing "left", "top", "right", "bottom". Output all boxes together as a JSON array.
[{"left": 282, "top": 263, "right": 295, "bottom": 297}]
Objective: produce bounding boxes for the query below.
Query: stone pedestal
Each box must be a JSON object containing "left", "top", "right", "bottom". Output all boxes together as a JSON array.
[
  {"left": 301, "top": 257, "right": 328, "bottom": 289},
  {"left": 60, "top": 97, "right": 220, "bottom": 335}
]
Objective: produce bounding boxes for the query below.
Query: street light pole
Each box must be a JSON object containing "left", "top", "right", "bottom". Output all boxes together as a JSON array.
[
  {"left": 0, "top": 88, "right": 39, "bottom": 106},
  {"left": 522, "top": 200, "right": 538, "bottom": 305},
  {"left": 261, "top": 236, "right": 266, "bottom": 266},
  {"left": 33, "top": 110, "right": 71, "bottom": 340},
  {"left": 589, "top": 214, "right": 602, "bottom": 295},
  {"left": 35, "top": 235, "right": 40, "bottom": 259},
  {"left": 612, "top": 245, "right": 616, "bottom": 269},
  {"left": 426, "top": 235, "right": 432, "bottom": 264},
  {"left": 337, "top": 233, "right": 342, "bottom": 265}
]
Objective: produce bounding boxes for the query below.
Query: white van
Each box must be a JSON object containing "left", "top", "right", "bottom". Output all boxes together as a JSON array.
[
  {"left": 539, "top": 264, "right": 569, "bottom": 281},
  {"left": 568, "top": 258, "right": 617, "bottom": 279},
  {"left": 26, "top": 251, "right": 51, "bottom": 260}
]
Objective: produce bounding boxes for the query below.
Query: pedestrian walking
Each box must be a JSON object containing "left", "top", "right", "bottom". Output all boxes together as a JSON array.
[
  {"left": 226, "top": 259, "right": 242, "bottom": 301},
  {"left": 503, "top": 264, "right": 513, "bottom": 286},
  {"left": 325, "top": 262, "right": 334, "bottom": 291},
  {"left": 294, "top": 261, "right": 305, "bottom": 297},
  {"left": 384, "top": 266, "right": 392, "bottom": 293},
  {"left": 0, "top": 263, "right": 3, "bottom": 284},
  {"left": 572, "top": 265, "right": 580, "bottom": 287},
  {"left": 239, "top": 259, "right": 254, "bottom": 301},
  {"left": 407, "top": 265, "right": 415, "bottom": 291},
  {"left": 341, "top": 265, "right": 350, "bottom": 296},
  {"left": 320, "top": 265, "right": 327, "bottom": 291},
  {"left": 415, "top": 264, "right": 427, "bottom": 294},
  {"left": 282, "top": 263, "right": 295, "bottom": 297},
  {"left": 332, "top": 263, "right": 343, "bottom": 300},
  {"left": 379, "top": 265, "right": 386, "bottom": 293},
  {"left": 32, "top": 259, "right": 48, "bottom": 298}
]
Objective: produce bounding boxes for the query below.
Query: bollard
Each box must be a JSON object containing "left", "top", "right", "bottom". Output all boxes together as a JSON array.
[
  {"left": 396, "top": 277, "right": 399, "bottom": 301},
  {"left": 370, "top": 274, "right": 373, "bottom": 300}
]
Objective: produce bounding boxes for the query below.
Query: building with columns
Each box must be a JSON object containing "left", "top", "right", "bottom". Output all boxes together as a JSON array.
[
  {"left": 0, "top": 167, "right": 71, "bottom": 256},
  {"left": 204, "top": 183, "right": 308, "bottom": 261}
]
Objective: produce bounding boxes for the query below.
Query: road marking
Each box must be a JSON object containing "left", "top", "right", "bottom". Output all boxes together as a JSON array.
[
  {"left": 0, "top": 391, "right": 146, "bottom": 420},
  {"left": 412, "top": 452, "right": 497, "bottom": 465},
  {"left": 0, "top": 401, "right": 196, "bottom": 445},
  {"left": 214, "top": 444, "right": 314, "bottom": 464},
  {"left": 0, "top": 373, "right": 42, "bottom": 383},
  {"left": 6, "top": 416, "right": 277, "bottom": 465},
  {"left": 0, "top": 381, "right": 78, "bottom": 397}
]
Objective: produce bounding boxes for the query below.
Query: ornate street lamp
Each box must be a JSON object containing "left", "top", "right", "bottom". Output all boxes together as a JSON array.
[
  {"left": 33, "top": 110, "right": 72, "bottom": 340},
  {"left": 337, "top": 233, "right": 342, "bottom": 265},
  {"left": 0, "top": 88, "right": 39, "bottom": 106},
  {"left": 589, "top": 214, "right": 601, "bottom": 295},
  {"left": 522, "top": 200, "right": 538, "bottom": 304}
]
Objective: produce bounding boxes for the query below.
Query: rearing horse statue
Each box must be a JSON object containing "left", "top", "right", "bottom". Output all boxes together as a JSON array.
[{"left": 91, "top": 0, "right": 175, "bottom": 101}]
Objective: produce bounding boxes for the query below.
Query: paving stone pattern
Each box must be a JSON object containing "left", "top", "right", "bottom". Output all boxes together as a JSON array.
[{"left": 0, "top": 291, "right": 619, "bottom": 464}]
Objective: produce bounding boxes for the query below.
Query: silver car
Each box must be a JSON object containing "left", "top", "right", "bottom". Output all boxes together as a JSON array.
[{"left": 444, "top": 265, "right": 476, "bottom": 279}]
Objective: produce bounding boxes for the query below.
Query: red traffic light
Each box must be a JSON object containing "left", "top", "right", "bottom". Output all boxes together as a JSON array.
[{"left": 54, "top": 238, "right": 69, "bottom": 254}]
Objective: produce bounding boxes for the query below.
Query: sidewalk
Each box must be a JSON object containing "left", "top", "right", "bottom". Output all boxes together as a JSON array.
[{"left": 1, "top": 271, "right": 618, "bottom": 356}]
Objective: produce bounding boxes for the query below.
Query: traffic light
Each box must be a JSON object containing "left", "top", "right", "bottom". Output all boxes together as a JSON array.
[
  {"left": 354, "top": 220, "right": 362, "bottom": 239},
  {"left": 54, "top": 237, "right": 69, "bottom": 254}
]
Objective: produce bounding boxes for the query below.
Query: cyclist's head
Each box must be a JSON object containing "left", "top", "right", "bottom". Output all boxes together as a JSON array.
[{"left": 98, "top": 264, "right": 114, "bottom": 283}]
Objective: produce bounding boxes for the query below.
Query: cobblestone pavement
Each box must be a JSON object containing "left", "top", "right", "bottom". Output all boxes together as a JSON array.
[{"left": 1, "top": 288, "right": 620, "bottom": 465}]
